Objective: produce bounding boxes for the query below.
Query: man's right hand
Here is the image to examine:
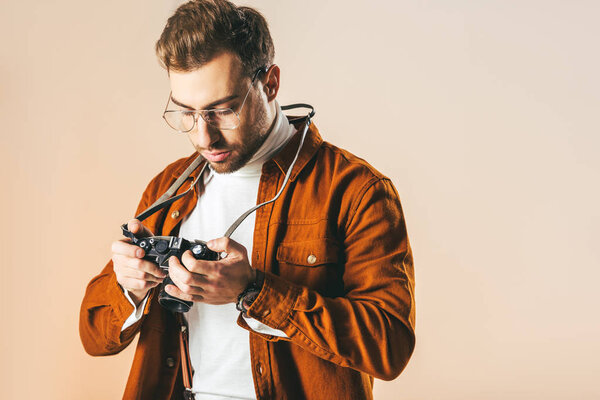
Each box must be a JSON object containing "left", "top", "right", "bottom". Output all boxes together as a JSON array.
[{"left": 111, "top": 219, "right": 167, "bottom": 306}]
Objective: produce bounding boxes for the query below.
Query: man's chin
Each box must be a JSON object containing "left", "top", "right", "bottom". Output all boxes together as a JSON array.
[
  {"left": 205, "top": 155, "right": 247, "bottom": 174},
  {"left": 208, "top": 161, "right": 235, "bottom": 174}
]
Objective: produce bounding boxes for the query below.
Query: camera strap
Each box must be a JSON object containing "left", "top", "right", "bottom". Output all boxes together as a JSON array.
[
  {"left": 120, "top": 158, "right": 208, "bottom": 241},
  {"left": 176, "top": 313, "right": 195, "bottom": 400},
  {"left": 223, "top": 104, "right": 312, "bottom": 238}
]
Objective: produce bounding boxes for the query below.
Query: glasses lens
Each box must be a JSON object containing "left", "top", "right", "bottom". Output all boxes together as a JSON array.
[
  {"left": 163, "top": 109, "right": 241, "bottom": 132},
  {"left": 164, "top": 111, "right": 195, "bottom": 132},
  {"left": 202, "top": 109, "right": 239, "bottom": 130}
]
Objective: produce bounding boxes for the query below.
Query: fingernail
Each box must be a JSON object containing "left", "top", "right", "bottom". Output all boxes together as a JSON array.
[
  {"left": 207, "top": 240, "right": 215, "bottom": 247},
  {"left": 136, "top": 249, "right": 144, "bottom": 258}
]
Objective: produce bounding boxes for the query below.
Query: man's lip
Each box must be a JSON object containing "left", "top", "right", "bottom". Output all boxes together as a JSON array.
[{"left": 203, "top": 151, "right": 231, "bottom": 162}]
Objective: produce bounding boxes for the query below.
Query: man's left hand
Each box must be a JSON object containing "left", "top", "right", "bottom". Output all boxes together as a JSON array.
[{"left": 165, "top": 237, "right": 256, "bottom": 305}]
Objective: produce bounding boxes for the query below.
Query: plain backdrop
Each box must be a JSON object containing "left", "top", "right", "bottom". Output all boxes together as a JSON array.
[{"left": 1, "top": 0, "right": 599, "bottom": 399}]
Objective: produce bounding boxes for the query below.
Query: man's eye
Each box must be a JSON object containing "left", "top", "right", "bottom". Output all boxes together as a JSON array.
[{"left": 206, "top": 109, "right": 233, "bottom": 121}]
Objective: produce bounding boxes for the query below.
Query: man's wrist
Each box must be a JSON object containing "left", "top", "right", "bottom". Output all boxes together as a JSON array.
[{"left": 236, "top": 269, "right": 264, "bottom": 316}]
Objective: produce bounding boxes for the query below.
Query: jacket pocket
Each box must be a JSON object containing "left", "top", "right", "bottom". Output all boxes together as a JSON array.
[
  {"left": 276, "top": 238, "right": 343, "bottom": 296},
  {"left": 276, "top": 238, "right": 339, "bottom": 267}
]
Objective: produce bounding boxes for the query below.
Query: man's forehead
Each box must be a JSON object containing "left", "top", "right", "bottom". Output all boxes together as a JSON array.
[{"left": 168, "top": 52, "right": 245, "bottom": 109}]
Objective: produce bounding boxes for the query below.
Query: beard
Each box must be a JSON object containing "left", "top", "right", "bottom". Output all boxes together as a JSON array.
[{"left": 195, "top": 102, "right": 270, "bottom": 174}]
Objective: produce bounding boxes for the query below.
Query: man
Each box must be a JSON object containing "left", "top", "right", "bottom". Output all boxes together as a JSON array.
[{"left": 79, "top": 1, "right": 415, "bottom": 399}]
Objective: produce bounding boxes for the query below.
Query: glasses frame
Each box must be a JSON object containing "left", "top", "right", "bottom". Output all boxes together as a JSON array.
[{"left": 162, "top": 67, "right": 267, "bottom": 133}]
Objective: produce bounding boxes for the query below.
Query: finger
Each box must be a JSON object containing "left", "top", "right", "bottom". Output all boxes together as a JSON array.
[
  {"left": 117, "top": 266, "right": 165, "bottom": 283},
  {"left": 119, "top": 277, "right": 160, "bottom": 292},
  {"left": 112, "top": 240, "right": 145, "bottom": 258},
  {"left": 164, "top": 284, "right": 203, "bottom": 303},
  {"left": 127, "top": 219, "right": 154, "bottom": 238},
  {"left": 168, "top": 258, "right": 207, "bottom": 294},
  {"left": 181, "top": 250, "right": 215, "bottom": 274},
  {"left": 112, "top": 254, "right": 167, "bottom": 279},
  {"left": 206, "top": 237, "right": 247, "bottom": 260}
]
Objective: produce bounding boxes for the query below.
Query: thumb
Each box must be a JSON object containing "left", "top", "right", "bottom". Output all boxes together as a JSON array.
[
  {"left": 127, "top": 219, "right": 154, "bottom": 238},
  {"left": 207, "top": 237, "right": 247, "bottom": 259}
]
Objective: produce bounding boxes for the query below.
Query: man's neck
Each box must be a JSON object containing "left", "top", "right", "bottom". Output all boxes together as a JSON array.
[{"left": 217, "top": 101, "right": 296, "bottom": 176}]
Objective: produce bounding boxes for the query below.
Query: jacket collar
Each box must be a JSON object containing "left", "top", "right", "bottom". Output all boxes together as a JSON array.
[{"left": 169, "top": 117, "right": 322, "bottom": 182}]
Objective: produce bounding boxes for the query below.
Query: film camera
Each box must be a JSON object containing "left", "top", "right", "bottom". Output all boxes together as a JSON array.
[{"left": 122, "top": 226, "right": 220, "bottom": 313}]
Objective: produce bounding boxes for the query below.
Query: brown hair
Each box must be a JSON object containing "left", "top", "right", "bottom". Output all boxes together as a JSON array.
[{"left": 155, "top": 0, "right": 274, "bottom": 76}]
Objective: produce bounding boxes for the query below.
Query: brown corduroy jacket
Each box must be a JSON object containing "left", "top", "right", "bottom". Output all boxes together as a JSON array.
[{"left": 80, "top": 121, "right": 416, "bottom": 400}]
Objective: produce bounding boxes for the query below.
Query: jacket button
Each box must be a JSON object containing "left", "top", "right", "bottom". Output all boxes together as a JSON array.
[
  {"left": 256, "top": 363, "right": 263, "bottom": 375},
  {"left": 171, "top": 210, "right": 180, "bottom": 219},
  {"left": 261, "top": 309, "right": 271, "bottom": 318},
  {"left": 307, "top": 254, "right": 317, "bottom": 264},
  {"left": 166, "top": 357, "right": 176, "bottom": 368}
]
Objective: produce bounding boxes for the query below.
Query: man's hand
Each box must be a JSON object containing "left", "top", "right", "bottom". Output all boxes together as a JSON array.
[
  {"left": 111, "top": 219, "right": 167, "bottom": 306},
  {"left": 165, "top": 237, "right": 256, "bottom": 305}
]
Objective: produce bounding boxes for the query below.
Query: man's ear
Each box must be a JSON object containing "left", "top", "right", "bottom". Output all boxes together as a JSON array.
[{"left": 262, "top": 64, "right": 280, "bottom": 101}]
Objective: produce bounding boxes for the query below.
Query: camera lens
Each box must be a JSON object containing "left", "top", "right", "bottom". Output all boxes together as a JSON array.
[{"left": 158, "top": 277, "right": 193, "bottom": 313}]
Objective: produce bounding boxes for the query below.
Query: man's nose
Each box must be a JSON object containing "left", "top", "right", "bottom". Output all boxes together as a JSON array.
[{"left": 191, "top": 114, "right": 220, "bottom": 148}]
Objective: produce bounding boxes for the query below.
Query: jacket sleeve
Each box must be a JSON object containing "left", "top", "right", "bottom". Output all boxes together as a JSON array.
[
  {"left": 239, "top": 178, "right": 416, "bottom": 380},
  {"left": 79, "top": 177, "right": 162, "bottom": 356}
]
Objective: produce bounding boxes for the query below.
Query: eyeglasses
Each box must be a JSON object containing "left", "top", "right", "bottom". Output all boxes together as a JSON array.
[{"left": 162, "top": 67, "right": 266, "bottom": 133}]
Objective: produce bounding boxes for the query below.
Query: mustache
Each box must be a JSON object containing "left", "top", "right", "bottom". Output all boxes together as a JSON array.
[{"left": 196, "top": 140, "right": 231, "bottom": 152}]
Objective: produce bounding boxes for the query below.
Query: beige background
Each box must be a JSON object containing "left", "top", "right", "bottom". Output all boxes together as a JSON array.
[{"left": 1, "top": 0, "right": 599, "bottom": 399}]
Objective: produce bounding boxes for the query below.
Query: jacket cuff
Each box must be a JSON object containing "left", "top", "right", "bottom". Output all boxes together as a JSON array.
[
  {"left": 107, "top": 274, "right": 136, "bottom": 343},
  {"left": 121, "top": 290, "right": 151, "bottom": 331},
  {"left": 236, "top": 315, "right": 285, "bottom": 342},
  {"left": 243, "top": 272, "right": 301, "bottom": 332}
]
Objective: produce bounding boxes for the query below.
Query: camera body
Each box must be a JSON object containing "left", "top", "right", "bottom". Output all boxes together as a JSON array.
[{"left": 122, "top": 228, "right": 219, "bottom": 313}]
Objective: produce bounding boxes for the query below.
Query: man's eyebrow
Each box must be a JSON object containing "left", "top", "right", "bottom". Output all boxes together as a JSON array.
[{"left": 170, "top": 94, "right": 239, "bottom": 110}]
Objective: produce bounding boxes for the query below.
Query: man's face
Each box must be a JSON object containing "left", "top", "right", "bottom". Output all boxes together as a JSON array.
[{"left": 168, "top": 52, "right": 273, "bottom": 173}]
